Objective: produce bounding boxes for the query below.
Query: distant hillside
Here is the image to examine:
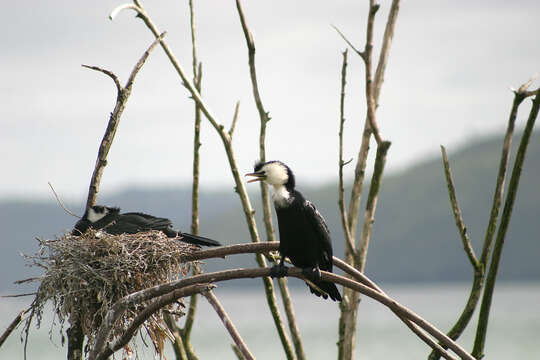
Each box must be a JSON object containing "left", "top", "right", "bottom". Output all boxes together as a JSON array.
[{"left": 1, "top": 131, "right": 539, "bottom": 292}]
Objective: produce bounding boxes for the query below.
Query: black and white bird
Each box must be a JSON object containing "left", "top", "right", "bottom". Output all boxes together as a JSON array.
[
  {"left": 246, "top": 160, "right": 342, "bottom": 301},
  {"left": 72, "top": 205, "right": 221, "bottom": 247}
]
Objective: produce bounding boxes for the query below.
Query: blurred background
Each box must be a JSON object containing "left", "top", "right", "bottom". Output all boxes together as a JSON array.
[{"left": 1, "top": 0, "right": 539, "bottom": 358}]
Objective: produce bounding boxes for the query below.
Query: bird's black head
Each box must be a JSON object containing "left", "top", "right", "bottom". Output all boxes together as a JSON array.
[
  {"left": 72, "top": 205, "right": 120, "bottom": 236},
  {"left": 84, "top": 205, "right": 121, "bottom": 223},
  {"left": 246, "top": 160, "right": 295, "bottom": 190}
]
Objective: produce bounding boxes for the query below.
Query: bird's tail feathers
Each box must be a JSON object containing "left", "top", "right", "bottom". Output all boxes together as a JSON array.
[
  {"left": 305, "top": 279, "right": 342, "bottom": 302},
  {"left": 179, "top": 232, "right": 222, "bottom": 247}
]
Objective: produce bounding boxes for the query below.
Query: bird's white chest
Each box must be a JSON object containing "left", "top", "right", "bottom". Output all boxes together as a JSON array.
[{"left": 272, "top": 185, "right": 292, "bottom": 208}]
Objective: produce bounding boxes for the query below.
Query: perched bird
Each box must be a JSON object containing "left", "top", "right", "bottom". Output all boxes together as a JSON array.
[
  {"left": 72, "top": 205, "right": 221, "bottom": 247},
  {"left": 246, "top": 160, "right": 342, "bottom": 301}
]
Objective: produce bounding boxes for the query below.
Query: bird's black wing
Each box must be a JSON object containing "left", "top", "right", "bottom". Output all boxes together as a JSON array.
[
  {"left": 303, "top": 200, "right": 342, "bottom": 301},
  {"left": 303, "top": 200, "right": 333, "bottom": 271},
  {"left": 109, "top": 212, "right": 177, "bottom": 236}
]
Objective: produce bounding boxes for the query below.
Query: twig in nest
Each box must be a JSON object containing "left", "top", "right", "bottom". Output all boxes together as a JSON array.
[{"left": 48, "top": 182, "right": 80, "bottom": 218}]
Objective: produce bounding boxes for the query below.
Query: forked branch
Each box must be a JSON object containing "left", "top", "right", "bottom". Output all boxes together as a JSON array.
[{"left": 82, "top": 32, "right": 165, "bottom": 210}]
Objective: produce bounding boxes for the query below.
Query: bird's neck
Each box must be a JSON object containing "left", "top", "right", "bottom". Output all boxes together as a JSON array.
[{"left": 272, "top": 184, "right": 293, "bottom": 208}]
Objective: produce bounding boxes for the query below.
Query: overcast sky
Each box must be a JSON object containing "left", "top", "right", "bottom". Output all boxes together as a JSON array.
[{"left": 2, "top": 0, "right": 539, "bottom": 201}]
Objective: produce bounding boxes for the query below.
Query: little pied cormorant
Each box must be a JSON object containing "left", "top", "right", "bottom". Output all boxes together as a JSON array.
[
  {"left": 246, "top": 160, "right": 342, "bottom": 301},
  {"left": 72, "top": 205, "right": 221, "bottom": 247}
]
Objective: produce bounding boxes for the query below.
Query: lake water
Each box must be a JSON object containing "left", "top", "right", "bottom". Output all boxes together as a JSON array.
[{"left": 1, "top": 282, "right": 539, "bottom": 359}]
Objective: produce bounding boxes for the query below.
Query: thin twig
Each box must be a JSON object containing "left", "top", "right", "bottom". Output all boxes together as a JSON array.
[
  {"left": 440, "top": 146, "right": 480, "bottom": 270},
  {"left": 337, "top": 49, "right": 356, "bottom": 256},
  {"left": 331, "top": 25, "right": 364, "bottom": 59},
  {"left": 202, "top": 290, "right": 255, "bottom": 360},
  {"left": 473, "top": 89, "right": 540, "bottom": 359},
  {"left": 229, "top": 101, "right": 241, "bottom": 138},
  {"left": 48, "top": 182, "right": 80, "bottom": 218},
  {"left": 81, "top": 65, "right": 121, "bottom": 94},
  {"left": 1, "top": 292, "right": 37, "bottom": 298},
  {"left": 0, "top": 310, "right": 25, "bottom": 348}
]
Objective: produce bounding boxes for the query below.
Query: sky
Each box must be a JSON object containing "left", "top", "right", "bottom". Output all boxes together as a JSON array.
[{"left": 2, "top": 0, "right": 539, "bottom": 201}]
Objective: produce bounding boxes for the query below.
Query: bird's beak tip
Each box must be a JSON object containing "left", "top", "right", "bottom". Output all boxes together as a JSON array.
[{"left": 245, "top": 172, "right": 264, "bottom": 183}]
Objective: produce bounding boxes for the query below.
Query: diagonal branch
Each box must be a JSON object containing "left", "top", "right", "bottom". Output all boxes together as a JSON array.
[
  {"left": 0, "top": 310, "right": 25, "bottom": 349},
  {"left": 94, "top": 284, "right": 213, "bottom": 360},
  {"left": 440, "top": 146, "right": 480, "bottom": 270},
  {"left": 331, "top": 25, "right": 365, "bottom": 60},
  {"left": 202, "top": 290, "right": 255, "bottom": 360}
]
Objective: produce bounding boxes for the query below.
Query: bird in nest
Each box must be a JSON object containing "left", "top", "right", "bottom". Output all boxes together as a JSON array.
[{"left": 72, "top": 205, "right": 221, "bottom": 247}]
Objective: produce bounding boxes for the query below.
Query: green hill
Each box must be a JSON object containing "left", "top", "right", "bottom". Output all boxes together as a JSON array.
[{"left": 1, "top": 130, "right": 539, "bottom": 292}]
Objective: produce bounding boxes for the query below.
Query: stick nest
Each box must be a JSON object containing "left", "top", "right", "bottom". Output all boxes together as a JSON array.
[{"left": 22, "top": 229, "right": 200, "bottom": 355}]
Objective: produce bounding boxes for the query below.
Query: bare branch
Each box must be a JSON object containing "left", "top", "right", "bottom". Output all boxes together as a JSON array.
[
  {"left": 48, "top": 182, "right": 80, "bottom": 218},
  {"left": 479, "top": 77, "right": 538, "bottom": 266},
  {"left": 332, "top": 25, "right": 365, "bottom": 59},
  {"left": 83, "top": 34, "right": 163, "bottom": 210},
  {"left": 356, "top": 141, "right": 391, "bottom": 270},
  {"left": 473, "top": 89, "right": 540, "bottom": 360},
  {"left": 1, "top": 293, "right": 36, "bottom": 298},
  {"left": 94, "top": 284, "right": 213, "bottom": 360},
  {"left": 277, "top": 278, "right": 306, "bottom": 360},
  {"left": 81, "top": 64, "right": 121, "bottom": 94},
  {"left": 235, "top": 1, "right": 298, "bottom": 358},
  {"left": 93, "top": 264, "right": 474, "bottom": 360},
  {"left": 163, "top": 312, "right": 188, "bottom": 360},
  {"left": 440, "top": 146, "right": 480, "bottom": 270},
  {"left": 184, "top": 2, "right": 203, "bottom": 355},
  {"left": 109, "top": 3, "right": 141, "bottom": 20},
  {"left": 202, "top": 290, "right": 255, "bottom": 360},
  {"left": 84, "top": 240, "right": 474, "bottom": 360},
  {"left": 229, "top": 101, "right": 241, "bottom": 138},
  {"left": 337, "top": 49, "right": 356, "bottom": 256},
  {"left": 373, "top": 0, "right": 401, "bottom": 105},
  {"left": 125, "top": 32, "right": 166, "bottom": 90},
  {"left": 0, "top": 310, "right": 25, "bottom": 348}
]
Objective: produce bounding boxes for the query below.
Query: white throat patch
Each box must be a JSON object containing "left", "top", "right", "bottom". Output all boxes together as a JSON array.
[
  {"left": 87, "top": 207, "right": 108, "bottom": 223},
  {"left": 263, "top": 162, "right": 289, "bottom": 186},
  {"left": 272, "top": 185, "right": 292, "bottom": 208}
]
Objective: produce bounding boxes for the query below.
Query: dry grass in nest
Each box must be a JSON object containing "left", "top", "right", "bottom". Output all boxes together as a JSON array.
[{"left": 22, "top": 229, "right": 200, "bottom": 355}]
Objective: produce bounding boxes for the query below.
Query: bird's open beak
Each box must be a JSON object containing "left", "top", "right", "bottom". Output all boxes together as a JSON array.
[{"left": 245, "top": 171, "right": 265, "bottom": 183}]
